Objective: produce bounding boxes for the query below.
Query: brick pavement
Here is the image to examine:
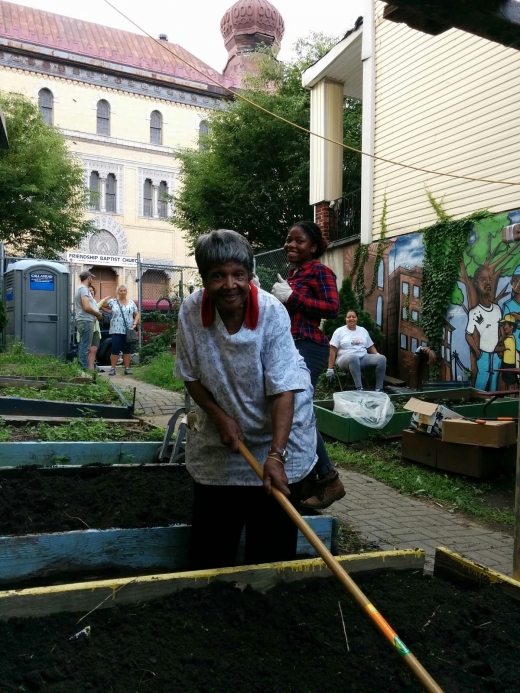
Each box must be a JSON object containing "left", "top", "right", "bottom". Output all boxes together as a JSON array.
[
  {"left": 334, "top": 468, "right": 514, "bottom": 576},
  {"left": 101, "top": 370, "right": 184, "bottom": 416}
]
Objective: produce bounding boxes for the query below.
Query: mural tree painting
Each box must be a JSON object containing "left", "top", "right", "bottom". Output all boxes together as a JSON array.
[{"left": 460, "top": 214, "right": 520, "bottom": 389}]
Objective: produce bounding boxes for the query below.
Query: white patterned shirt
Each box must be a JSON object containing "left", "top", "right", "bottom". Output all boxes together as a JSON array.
[
  {"left": 107, "top": 299, "right": 137, "bottom": 335},
  {"left": 174, "top": 288, "right": 317, "bottom": 486}
]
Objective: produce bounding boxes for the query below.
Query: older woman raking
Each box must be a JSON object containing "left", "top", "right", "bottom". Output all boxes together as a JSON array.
[{"left": 174, "top": 229, "right": 317, "bottom": 569}]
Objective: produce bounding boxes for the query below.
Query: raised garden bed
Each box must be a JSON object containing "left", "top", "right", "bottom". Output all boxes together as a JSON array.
[
  {"left": 0, "top": 466, "right": 337, "bottom": 587},
  {"left": 0, "top": 419, "right": 163, "bottom": 466},
  {"left": 0, "top": 548, "right": 517, "bottom": 692},
  {"left": 0, "top": 379, "right": 135, "bottom": 418},
  {"left": 314, "top": 388, "right": 519, "bottom": 443}
]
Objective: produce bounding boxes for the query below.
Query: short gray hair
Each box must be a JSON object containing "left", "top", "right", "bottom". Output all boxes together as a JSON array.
[{"left": 195, "top": 230, "right": 254, "bottom": 281}]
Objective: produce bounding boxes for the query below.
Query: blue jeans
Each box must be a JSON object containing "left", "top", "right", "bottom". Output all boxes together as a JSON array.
[
  {"left": 337, "top": 352, "right": 387, "bottom": 390},
  {"left": 294, "top": 339, "right": 334, "bottom": 477},
  {"left": 76, "top": 320, "right": 94, "bottom": 370},
  {"left": 475, "top": 351, "right": 500, "bottom": 391}
]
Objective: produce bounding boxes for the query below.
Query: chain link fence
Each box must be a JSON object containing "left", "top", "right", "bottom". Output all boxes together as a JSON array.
[
  {"left": 254, "top": 248, "right": 288, "bottom": 291},
  {"left": 136, "top": 258, "right": 200, "bottom": 351}
]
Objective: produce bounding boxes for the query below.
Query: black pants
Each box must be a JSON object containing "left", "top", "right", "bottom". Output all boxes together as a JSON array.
[
  {"left": 294, "top": 339, "right": 334, "bottom": 476},
  {"left": 190, "top": 481, "right": 302, "bottom": 570}
]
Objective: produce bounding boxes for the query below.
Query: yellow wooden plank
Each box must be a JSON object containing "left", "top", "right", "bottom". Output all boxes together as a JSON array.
[
  {"left": 434, "top": 547, "right": 520, "bottom": 602},
  {"left": 0, "top": 549, "right": 425, "bottom": 620}
]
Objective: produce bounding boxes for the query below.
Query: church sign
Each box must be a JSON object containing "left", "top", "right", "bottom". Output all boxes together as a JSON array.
[{"left": 66, "top": 252, "right": 137, "bottom": 267}]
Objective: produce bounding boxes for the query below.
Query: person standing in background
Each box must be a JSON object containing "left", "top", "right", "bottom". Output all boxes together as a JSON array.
[
  {"left": 272, "top": 221, "right": 345, "bottom": 511},
  {"left": 74, "top": 270, "right": 103, "bottom": 371}
]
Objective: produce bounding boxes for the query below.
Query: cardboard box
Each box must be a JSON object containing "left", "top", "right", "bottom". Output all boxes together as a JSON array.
[
  {"left": 442, "top": 419, "right": 517, "bottom": 448},
  {"left": 402, "top": 429, "right": 515, "bottom": 478},
  {"left": 404, "top": 397, "right": 463, "bottom": 438}
]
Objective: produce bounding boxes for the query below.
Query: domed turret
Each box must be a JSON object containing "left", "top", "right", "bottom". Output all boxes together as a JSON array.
[{"left": 220, "top": 0, "right": 285, "bottom": 85}]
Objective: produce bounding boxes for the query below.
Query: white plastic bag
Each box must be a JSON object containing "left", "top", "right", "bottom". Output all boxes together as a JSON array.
[{"left": 332, "top": 391, "right": 394, "bottom": 429}]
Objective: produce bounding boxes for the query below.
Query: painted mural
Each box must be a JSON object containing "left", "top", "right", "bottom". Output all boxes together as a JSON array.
[{"left": 359, "top": 209, "right": 520, "bottom": 390}]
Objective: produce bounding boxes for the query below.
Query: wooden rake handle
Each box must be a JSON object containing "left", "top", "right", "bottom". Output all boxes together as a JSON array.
[{"left": 237, "top": 441, "right": 444, "bottom": 693}]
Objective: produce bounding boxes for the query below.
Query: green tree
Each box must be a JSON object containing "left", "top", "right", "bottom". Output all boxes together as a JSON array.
[
  {"left": 322, "top": 277, "right": 383, "bottom": 347},
  {"left": 0, "top": 91, "right": 92, "bottom": 258},
  {"left": 173, "top": 32, "right": 362, "bottom": 251}
]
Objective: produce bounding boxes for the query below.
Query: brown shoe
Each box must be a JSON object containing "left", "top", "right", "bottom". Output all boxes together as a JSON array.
[{"left": 300, "top": 471, "right": 346, "bottom": 510}]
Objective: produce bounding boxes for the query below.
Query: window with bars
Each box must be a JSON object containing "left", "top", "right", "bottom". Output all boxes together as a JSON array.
[
  {"left": 143, "top": 178, "right": 153, "bottom": 217},
  {"left": 89, "top": 171, "right": 100, "bottom": 210},
  {"left": 38, "top": 89, "right": 53, "bottom": 126},
  {"left": 97, "top": 100, "right": 110, "bottom": 135},
  {"left": 158, "top": 181, "right": 168, "bottom": 218},
  {"left": 150, "top": 111, "right": 162, "bottom": 144},
  {"left": 199, "top": 120, "right": 209, "bottom": 149},
  {"left": 106, "top": 173, "right": 116, "bottom": 213}
]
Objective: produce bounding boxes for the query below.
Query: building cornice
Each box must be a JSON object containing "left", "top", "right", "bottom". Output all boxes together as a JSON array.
[
  {"left": 0, "top": 41, "right": 230, "bottom": 110},
  {"left": 61, "top": 129, "right": 180, "bottom": 157}
]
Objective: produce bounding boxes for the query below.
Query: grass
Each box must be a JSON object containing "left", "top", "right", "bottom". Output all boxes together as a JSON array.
[
  {"left": 132, "top": 352, "right": 184, "bottom": 392},
  {"left": 325, "top": 439, "right": 515, "bottom": 528}
]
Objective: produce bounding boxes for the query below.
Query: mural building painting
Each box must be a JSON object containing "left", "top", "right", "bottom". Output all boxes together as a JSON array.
[{"left": 358, "top": 210, "right": 520, "bottom": 391}]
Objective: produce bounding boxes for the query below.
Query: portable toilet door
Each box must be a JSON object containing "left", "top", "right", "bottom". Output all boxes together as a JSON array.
[{"left": 20, "top": 262, "right": 70, "bottom": 357}]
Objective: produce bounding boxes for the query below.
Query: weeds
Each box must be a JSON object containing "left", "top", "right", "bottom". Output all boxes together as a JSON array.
[
  {"left": 0, "top": 419, "right": 164, "bottom": 442},
  {"left": 326, "top": 440, "right": 514, "bottom": 527},
  {"left": 0, "top": 342, "right": 85, "bottom": 379}
]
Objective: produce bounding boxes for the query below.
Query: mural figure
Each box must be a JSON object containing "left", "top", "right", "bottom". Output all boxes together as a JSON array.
[
  {"left": 502, "top": 265, "right": 520, "bottom": 355},
  {"left": 496, "top": 314, "right": 518, "bottom": 391},
  {"left": 358, "top": 209, "right": 520, "bottom": 388},
  {"left": 464, "top": 266, "right": 501, "bottom": 391}
]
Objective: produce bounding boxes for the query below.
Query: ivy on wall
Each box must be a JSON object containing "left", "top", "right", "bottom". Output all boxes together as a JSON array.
[
  {"left": 349, "top": 194, "right": 388, "bottom": 306},
  {"left": 419, "top": 193, "right": 492, "bottom": 361}
]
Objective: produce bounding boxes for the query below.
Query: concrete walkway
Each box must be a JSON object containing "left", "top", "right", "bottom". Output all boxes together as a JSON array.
[{"left": 334, "top": 468, "right": 514, "bottom": 576}]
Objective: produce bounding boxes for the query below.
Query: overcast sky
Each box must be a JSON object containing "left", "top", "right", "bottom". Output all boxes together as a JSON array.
[{"left": 17, "top": 0, "right": 364, "bottom": 71}]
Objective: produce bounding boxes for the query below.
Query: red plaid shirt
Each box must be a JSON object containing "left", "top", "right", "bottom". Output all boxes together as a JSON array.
[{"left": 286, "top": 260, "right": 339, "bottom": 346}]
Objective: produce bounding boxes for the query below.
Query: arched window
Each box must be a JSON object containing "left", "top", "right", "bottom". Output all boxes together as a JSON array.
[
  {"left": 150, "top": 111, "right": 162, "bottom": 144},
  {"left": 143, "top": 179, "right": 153, "bottom": 217},
  {"left": 377, "top": 260, "right": 384, "bottom": 289},
  {"left": 376, "top": 296, "right": 383, "bottom": 327},
  {"left": 97, "top": 100, "right": 110, "bottom": 135},
  {"left": 106, "top": 173, "right": 116, "bottom": 213},
  {"left": 89, "top": 171, "right": 100, "bottom": 210},
  {"left": 199, "top": 120, "right": 209, "bottom": 149},
  {"left": 158, "top": 181, "right": 168, "bottom": 218},
  {"left": 38, "top": 89, "right": 53, "bottom": 126}
]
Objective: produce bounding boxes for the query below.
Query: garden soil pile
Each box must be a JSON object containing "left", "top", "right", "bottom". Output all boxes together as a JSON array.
[
  {"left": 0, "top": 570, "right": 518, "bottom": 692},
  {"left": 0, "top": 466, "right": 193, "bottom": 534}
]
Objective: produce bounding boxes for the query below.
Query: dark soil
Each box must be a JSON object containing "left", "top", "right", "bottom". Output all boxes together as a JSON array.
[
  {"left": 0, "top": 466, "right": 194, "bottom": 534},
  {"left": 0, "top": 570, "right": 518, "bottom": 692}
]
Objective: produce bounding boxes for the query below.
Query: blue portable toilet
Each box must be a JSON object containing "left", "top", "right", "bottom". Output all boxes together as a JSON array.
[{"left": 4, "top": 260, "right": 70, "bottom": 357}]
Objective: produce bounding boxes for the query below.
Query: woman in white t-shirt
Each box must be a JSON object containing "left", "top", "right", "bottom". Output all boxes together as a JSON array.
[{"left": 327, "top": 310, "right": 387, "bottom": 391}]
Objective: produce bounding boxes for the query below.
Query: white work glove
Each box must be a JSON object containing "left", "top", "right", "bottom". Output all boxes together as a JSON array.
[
  {"left": 271, "top": 274, "right": 292, "bottom": 303},
  {"left": 326, "top": 368, "right": 335, "bottom": 380}
]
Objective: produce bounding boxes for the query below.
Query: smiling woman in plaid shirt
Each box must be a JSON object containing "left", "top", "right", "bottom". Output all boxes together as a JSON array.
[{"left": 272, "top": 221, "right": 345, "bottom": 510}]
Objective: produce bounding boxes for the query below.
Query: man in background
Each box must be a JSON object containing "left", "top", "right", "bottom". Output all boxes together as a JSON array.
[{"left": 74, "top": 270, "right": 102, "bottom": 371}]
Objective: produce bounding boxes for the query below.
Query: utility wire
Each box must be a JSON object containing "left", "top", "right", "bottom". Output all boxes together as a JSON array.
[{"left": 104, "top": 0, "right": 520, "bottom": 187}]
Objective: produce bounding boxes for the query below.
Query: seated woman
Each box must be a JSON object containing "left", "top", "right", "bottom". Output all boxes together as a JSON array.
[
  {"left": 327, "top": 309, "right": 387, "bottom": 391},
  {"left": 174, "top": 229, "right": 317, "bottom": 570}
]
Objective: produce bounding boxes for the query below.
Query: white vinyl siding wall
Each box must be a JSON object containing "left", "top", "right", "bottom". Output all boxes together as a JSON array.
[{"left": 372, "top": 0, "right": 520, "bottom": 239}]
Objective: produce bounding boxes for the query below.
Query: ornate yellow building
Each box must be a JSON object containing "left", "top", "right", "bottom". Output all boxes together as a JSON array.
[{"left": 0, "top": 0, "right": 285, "bottom": 298}]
